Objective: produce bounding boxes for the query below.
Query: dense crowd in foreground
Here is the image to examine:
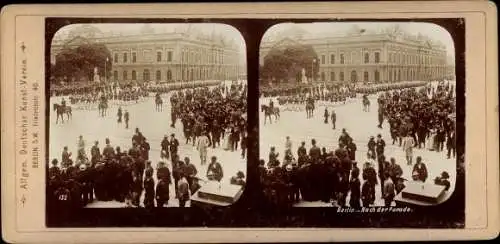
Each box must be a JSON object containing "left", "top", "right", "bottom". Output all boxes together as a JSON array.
[
  {"left": 259, "top": 81, "right": 456, "bottom": 208},
  {"left": 48, "top": 130, "right": 246, "bottom": 210}
]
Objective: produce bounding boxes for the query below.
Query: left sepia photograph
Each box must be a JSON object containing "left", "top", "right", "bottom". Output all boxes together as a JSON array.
[{"left": 47, "top": 23, "right": 248, "bottom": 210}]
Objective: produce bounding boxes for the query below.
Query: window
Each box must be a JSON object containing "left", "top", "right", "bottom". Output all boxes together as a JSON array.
[
  {"left": 375, "top": 70, "right": 380, "bottom": 82},
  {"left": 340, "top": 54, "right": 345, "bottom": 64},
  {"left": 114, "top": 53, "right": 118, "bottom": 63},
  {"left": 167, "top": 70, "right": 172, "bottom": 81},
  {"left": 167, "top": 51, "right": 172, "bottom": 62},
  {"left": 156, "top": 70, "right": 161, "bottom": 81},
  {"left": 364, "top": 53, "right": 369, "bottom": 63},
  {"left": 321, "top": 72, "right": 325, "bottom": 81},
  {"left": 132, "top": 52, "right": 137, "bottom": 63},
  {"left": 340, "top": 72, "right": 344, "bottom": 81},
  {"left": 375, "top": 52, "right": 380, "bottom": 63},
  {"left": 123, "top": 53, "right": 128, "bottom": 63},
  {"left": 330, "top": 72, "right": 335, "bottom": 81},
  {"left": 389, "top": 71, "right": 392, "bottom": 81},
  {"left": 113, "top": 70, "right": 118, "bottom": 81},
  {"left": 132, "top": 70, "right": 136, "bottom": 80},
  {"left": 157, "top": 52, "right": 162, "bottom": 62},
  {"left": 330, "top": 54, "right": 335, "bottom": 64},
  {"left": 123, "top": 71, "right": 127, "bottom": 80},
  {"left": 364, "top": 71, "right": 369, "bottom": 81},
  {"left": 143, "top": 69, "right": 150, "bottom": 81},
  {"left": 321, "top": 55, "right": 325, "bottom": 64}
]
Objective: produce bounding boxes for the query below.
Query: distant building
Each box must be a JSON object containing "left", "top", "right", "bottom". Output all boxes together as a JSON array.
[
  {"left": 51, "top": 24, "right": 246, "bottom": 84},
  {"left": 260, "top": 26, "right": 455, "bottom": 84}
]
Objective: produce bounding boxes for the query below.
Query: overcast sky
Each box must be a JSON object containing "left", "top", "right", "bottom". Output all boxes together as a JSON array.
[
  {"left": 264, "top": 22, "right": 455, "bottom": 62},
  {"left": 55, "top": 23, "right": 246, "bottom": 56}
]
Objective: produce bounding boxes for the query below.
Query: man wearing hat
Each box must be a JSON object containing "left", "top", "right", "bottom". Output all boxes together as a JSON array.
[
  {"left": 169, "top": 134, "right": 179, "bottom": 160},
  {"left": 375, "top": 134, "right": 386, "bottom": 159},
  {"left": 124, "top": 110, "right": 129, "bottom": 129},
  {"left": 160, "top": 135, "right": 170, "bottom": 160},
  {"left": 207, "top": 156, "right": 223, "bottom": 182},
  {"left": 102, "top": 138, "right": 115, "bottom": 159},
  {"left": 309, "top": 139, "right": 321, "bottom": 163},
  {"left": 90, "top": 141, "right": 100, "bottom": 166},
  {"left": 230, "top": 171, "right": 246, "bottom": 187},
  {"left": 412, "top": 156, "right": 428, "bottom": 182},
  {"left": 434, "top": 171, "right": 451, "bottom": 191}
]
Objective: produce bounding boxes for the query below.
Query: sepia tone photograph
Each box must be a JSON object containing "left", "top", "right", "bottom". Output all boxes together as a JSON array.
[
  {"left": 259, "top": 22, "right": 458, "bottom": 208},
  {"left": 2, "top": 1, "right": 498, "bottom": 241},
  {"left": 47, "top": 23, "right": 248, "bottom": 211}
]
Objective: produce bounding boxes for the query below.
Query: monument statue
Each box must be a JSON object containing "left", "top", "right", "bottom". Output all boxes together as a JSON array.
[
  {"left": 93, "top": 67, "right": 100, "bottom": 83},
  {"left": 301, "top": 68, "right": 308, "bottom": 84}
]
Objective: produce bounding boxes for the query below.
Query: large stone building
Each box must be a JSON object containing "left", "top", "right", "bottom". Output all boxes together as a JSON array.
[
  {"left": 260, "top": 25, "right": 455, "bottom": 84},
  {"left": 51, "top": 24, "right": 246, "bottom": 83}
]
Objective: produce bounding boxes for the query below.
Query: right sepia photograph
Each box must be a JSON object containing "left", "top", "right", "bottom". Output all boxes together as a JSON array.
[{"left": 259, "top": 22, "right": 457, "bottom": 208}]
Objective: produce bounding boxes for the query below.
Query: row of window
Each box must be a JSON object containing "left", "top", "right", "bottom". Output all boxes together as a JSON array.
[
  {"left": 113, "top": 51, "right": 174, "bottom": 63},
  {"left": 319, "top": 70, "right": 381, "bottom": 82},
  {"left": 319, "top": 52, "right": 381, "bottom": 65},
  {"left": 112, "top": 68, "right": 238, "bottom": 81},
  {"left": 113, "top": 70, "right": 172, "bottom": 81},
  {"left": 318, "top": 68, "right": 443, "bottom": 82},
  {"left": 387, "top": 52, "right": 445, "bottom": 65}
]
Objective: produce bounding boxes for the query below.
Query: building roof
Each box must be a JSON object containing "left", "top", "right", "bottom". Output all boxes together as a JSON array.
[
  {"left": 261, "top": 25, "right": 447, "bottom": 51},
  {"left": 52, "top": 24, "right": 240, "bottom": 50}
]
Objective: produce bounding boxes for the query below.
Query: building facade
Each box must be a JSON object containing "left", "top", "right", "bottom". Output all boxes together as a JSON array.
[
  {"left": 260, "top": 30, "right": 455, "bottom": 84},
  {"left": 51, "top": 25, "right": 245, "bottom": 84}
]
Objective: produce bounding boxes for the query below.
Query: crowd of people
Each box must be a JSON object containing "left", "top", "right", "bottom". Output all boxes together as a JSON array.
[
  {"left": 379, "top": 81, "right": 456, "bottom": 159},
  {"left": 170, "top": 83, "right": 248, "bottom": 160},
  {"left": 259, "top": 81, "right": 455, "bottom": 208},
  {"left": 48, "top": 128, "right": 247, "bottom": 210},
  {"left": 48, "top": 81, "right": 248, "bottom": 210}
]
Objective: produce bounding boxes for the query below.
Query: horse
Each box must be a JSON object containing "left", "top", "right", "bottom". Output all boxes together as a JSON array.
[
  {"left": 98, "top": 99, "right": 108, "bottom": 117},
  {"left": 261, "top": 104, "right": 280, "bottom": 125},
  {"left": 305, "top": 101, "right": 315, "bottom": 118},
  {"left": 155, "top": 95, "right": 163, "bottom": 112},
  {"left": 362, "top": 95, "right": 371, "bottom": 112},
  {"left": 53, "top": 103, "right": 72, "bottom": 124}
]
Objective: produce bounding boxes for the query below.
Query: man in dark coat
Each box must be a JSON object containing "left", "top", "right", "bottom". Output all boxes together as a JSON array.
[
  {"left": 331, "top": 109, "right": 337, "bottom": 129},
  {"left": 207, "top": 156, "right": 223, "bottom": 182},
  {"left": 349, "top": 168, "right": 361, "bottom": 209},
  {"left": 412, "top": 156, "right": 428, "bottom": 182},
  {"left": 160, "top": 135, "right": 170, "bottom": 160},
  {"left": 169, "top": 134, "right": 179, "bottom": 159},
  {"left": 184, "top": 157, "right": 198, "bottom": 190},
  {"left": 375, "top": 134, "right": 386, "bottom": 159},
  {"left": 102, "top": 138, "right": 115, "bottom": 160},
  {"left": 309, "top": 139, "right": 321, "bottom": 162},
  {"left": 90, "top": 141, "right": 100, "bottom": 166},
  {"left": 346, "top": 140, "right": 357, "bottom": 161},
  {"left": 143, "top": 169, "right": 155, "bottom": 208}
]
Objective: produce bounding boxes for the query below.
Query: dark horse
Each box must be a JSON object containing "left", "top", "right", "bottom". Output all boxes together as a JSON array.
[
  {"left": 53, "top": 103, "right": 72, "bottom": 124},
  {"left": 261, "top": 104, "right": 280, "bottom": 125},
  {"left": 155, "top": 94, "right": 163, "bottom": 112}
]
